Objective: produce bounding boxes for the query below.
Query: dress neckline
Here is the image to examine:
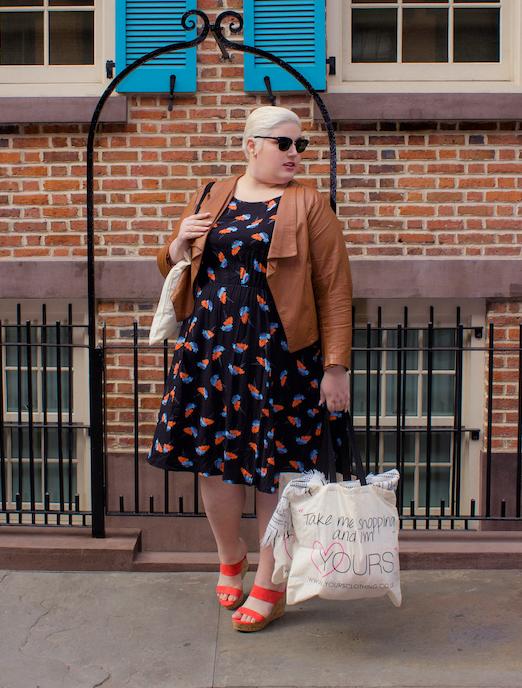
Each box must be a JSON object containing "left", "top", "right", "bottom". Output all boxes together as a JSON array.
[{"left": 232, "top": 195, "right": 282, "bottom": 204}]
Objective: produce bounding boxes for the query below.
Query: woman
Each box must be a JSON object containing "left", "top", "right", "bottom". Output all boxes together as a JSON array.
[{"left": 148, "top": 106, "right": 352, "bottom": 632}]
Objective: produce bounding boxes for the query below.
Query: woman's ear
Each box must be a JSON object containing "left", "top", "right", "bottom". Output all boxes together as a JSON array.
[{"left": 245, "top": 137, "right": 257, "bottom": 158}]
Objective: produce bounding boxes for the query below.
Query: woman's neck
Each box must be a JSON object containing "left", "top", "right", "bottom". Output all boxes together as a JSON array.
[{"left": 234, "top": 173, "right": 290, "bottom": 202}]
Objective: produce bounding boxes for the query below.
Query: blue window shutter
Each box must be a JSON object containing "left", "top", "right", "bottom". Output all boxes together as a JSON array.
[
  {"left": 243, "top": 0, "right": 326, "bottom": 92},
  {"left": 115, "top": 0, "right": 197, "bottom": 93}
]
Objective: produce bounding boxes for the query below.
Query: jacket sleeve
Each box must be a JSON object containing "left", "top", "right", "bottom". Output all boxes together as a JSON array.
[
  {"left": 307, "top": 193, "right": 353, "bottom": 370},
  {"left": 157, "top": 185, "right": 207, "bottom": 279}
]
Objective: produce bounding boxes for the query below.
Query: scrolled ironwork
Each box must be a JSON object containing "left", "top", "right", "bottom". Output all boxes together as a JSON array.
[{"left": 212, "top": 10, "right": 244, "bottom": 36}]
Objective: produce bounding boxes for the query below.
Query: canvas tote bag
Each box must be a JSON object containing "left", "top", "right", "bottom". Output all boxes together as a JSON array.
[
  {"left": 264, "top": 413, "right": 402, "bottom": 607},
  {"left": 149, "top": 182, "right": 214, "bottom": 345}
]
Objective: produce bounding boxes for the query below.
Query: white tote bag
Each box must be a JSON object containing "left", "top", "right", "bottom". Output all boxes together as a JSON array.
[
  {"left": 148, "top": 182, "right": 214, "bottom": 346},
  {"left": 264, "top": 414, "right": 402, "bottom": 607},
  {"left": 148, "top": 251, "right": 191, "bottom": 345}
]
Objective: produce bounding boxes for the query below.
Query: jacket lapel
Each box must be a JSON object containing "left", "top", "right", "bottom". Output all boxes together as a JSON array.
[
  {"left": 190, "top": 177, "right": 239, "bottom": 281},
  {"left": 267, "top": 182, "right": 298, "bottom": 275}
]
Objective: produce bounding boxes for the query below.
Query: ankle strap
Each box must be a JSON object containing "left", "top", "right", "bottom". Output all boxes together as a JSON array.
[
  {"left": 220, "top": 555, "right": 246, "bottom": 577},
  {"left": 250, "top": 585, "right": 285, "bottom": 604}
]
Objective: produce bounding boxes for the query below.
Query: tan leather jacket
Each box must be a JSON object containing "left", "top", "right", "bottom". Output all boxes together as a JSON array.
[{"left": 157, "top": 176, "right": 352, "bottom": 370}]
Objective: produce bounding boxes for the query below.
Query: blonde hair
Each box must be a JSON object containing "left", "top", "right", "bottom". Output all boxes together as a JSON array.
[{"left": 242, "top": 106, "right": 302, "bottom": 157}]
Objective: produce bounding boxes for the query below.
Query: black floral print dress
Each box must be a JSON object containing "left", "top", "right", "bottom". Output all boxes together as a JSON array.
[{"left": 148, "top": 196, "right": 340, "bottom": 493}]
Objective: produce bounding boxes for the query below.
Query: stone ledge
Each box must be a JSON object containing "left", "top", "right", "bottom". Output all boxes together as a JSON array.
[{"left": 2, "top": 257, "right": 522, "bottom": 300}]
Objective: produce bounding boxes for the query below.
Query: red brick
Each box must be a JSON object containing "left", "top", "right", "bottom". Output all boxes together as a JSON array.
[
  {"left": 398, "top": 178, "right": 436, "bottom": 188},
  {"left": 399, "top": 206, "right": 435, "bottom": 216},
  {"left": 485, "top": 190, "right": 522, "bottom": 202},
  {"left": 457, "top": 205, "right": 494, "bottom": 216},
  {"left": 398, "top": 233, "right": 435, "bottom": 243}
]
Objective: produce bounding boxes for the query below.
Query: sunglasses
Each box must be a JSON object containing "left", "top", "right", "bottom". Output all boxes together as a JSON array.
[{"left": 254, "top": 136, "right": 309, "bottom": 154}]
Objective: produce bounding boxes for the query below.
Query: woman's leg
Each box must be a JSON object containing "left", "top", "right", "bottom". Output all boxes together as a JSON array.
[
  {"left": 199, "top": 475, "right": 247, "bottom": 605},
  {"left": 232, "top": 488, "right": 284, "bottom": 624}
]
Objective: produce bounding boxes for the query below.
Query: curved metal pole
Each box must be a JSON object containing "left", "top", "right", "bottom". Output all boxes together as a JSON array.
[
  {"left": 86, "top": 10, "right": 210, "bottom": 538},
  {"left": 212, "top": 10, "right": 338, "bottom": 212}
]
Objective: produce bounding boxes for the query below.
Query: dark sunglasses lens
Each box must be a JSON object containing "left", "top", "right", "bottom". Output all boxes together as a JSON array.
[
  {"left": 295, "top": 139, "right": 309, "bottom": 153},
  {"left": 277, "top": 137, "right": 293, "bottom": 152}
]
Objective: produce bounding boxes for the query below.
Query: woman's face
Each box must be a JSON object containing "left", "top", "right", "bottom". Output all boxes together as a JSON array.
[{"left": 247, "top": 122, "right": 303, "bottom": 187}]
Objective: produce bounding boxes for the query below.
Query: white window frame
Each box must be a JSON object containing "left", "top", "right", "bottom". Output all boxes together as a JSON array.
[
  {"left": 351, "top": 298, "right": 485, "bottom": 524},
  {"left": 327, "top": 0, "right": 522, "bottom": 93},
  {"left": 1, "top": 300, "right": 90, "bottom": 518},
  {"left": 0, "top": 0, "right": 115, "bottom": 98}
]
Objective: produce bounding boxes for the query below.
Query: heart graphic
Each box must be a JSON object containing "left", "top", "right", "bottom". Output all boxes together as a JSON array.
[
  {"left": 284, "top": 533, "right": 295, "bottom": 560},
  {"left": 311, "top": 541, "right": 346, "bottom": 577}
]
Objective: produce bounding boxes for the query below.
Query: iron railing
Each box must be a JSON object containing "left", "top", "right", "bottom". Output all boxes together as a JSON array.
[
  {"left": 1, "top": 304, "right": 521, "bottom": 530},
  {"left": 101, "top": 307, "right": 522, "bottom": 530}
]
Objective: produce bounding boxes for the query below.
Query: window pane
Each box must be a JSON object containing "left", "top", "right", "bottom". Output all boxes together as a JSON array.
[
  {"left": 45, "top": 370, "right": 71, "bottom": 413},
  {"left": 5, "top": 325, "right": 38, "bottom": 367},
  {"left": 352, "top": 9, "right": 397, "bottom": 63},
  {"left": 403, "top": 9, "right": 448, "bottom": 63},
  {"left": 423, "top": 329, "right": 456, "bottom": 370},
  {"left": 352, "top": 373, "right": 378, "bottom": 417},
  {"left": 44, "top": 326, "right": 72, "bottom": 367},
  {"left": 11, "top": 461, "right": 43, "bottom": 502},
  {"left": 384, "top": 431, "right": 416, "bottom": 465},
  {"left": 386, "top": 373, "right": 418, "bottom": 416},
  {"left": 0, "top": 12, "right": 43, "bottom": 65},
  {"left": 47, "top": 461, "right": 77, "bottom": 503},
  {"left": 0, "top": 1, "right": 42, "bottom": 6},
  {"left": 50, "top": 0, "right": 93, "bottom": 5},
  {"left": 6, "top": 370, "right": 38, "bottom": 412},
  {"left": 49, "top": 10, "right": 94, "bottom": 64},
  {"left": 352, "top": 328, "right": 381, "bottom": 371},
  {"left": 418, "top": 465, "right": 451, "bottom": 508},
  {"left": 387, "top": 330, "right": 419, "bottom": 370},
  {"left": 454, "top": 9, "right": 500, "bottom": 62},
  {"left": 422, "top": 373, "right": 455, "bottom": 416}
]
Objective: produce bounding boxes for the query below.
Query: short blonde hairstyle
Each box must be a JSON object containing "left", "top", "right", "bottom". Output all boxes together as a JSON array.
[{"left": 242, "top": 106, "right": 302, "bottom": 157}]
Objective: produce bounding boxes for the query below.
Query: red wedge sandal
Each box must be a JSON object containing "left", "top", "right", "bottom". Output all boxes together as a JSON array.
[
  {"left": 216, "top": 555, "right": 249, "bottom": 610},
  {"left": 232, "top": 585, "right": 286, "bottom": 632}
]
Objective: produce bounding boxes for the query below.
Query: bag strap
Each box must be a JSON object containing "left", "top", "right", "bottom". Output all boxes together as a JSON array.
[
  {"left": 194, "top": 181, "right": 215, "bottom": 214},
  {"left": 345, "top": 411, "right": 367, "bottom": 486},
  {"left": 319, "top": 411, "right": 367, "bottom": 486}
]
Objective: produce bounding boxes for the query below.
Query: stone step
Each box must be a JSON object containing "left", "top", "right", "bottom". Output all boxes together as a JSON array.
[
  {"left": 0, "top": 526, "right": 141, "bottom": 571},
  {"left": 1, "top": 527, "right": 522, "bottom": 572}
]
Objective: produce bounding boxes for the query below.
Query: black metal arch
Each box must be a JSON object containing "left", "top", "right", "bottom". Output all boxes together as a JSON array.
[{"left": 86, "top": 10, "right": 338, "bottom": 538}]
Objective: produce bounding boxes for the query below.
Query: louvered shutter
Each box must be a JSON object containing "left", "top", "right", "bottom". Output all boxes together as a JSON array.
[
  {"left": 115, "top": 0, "right": 197, "bottom": 93},
  {"left": 243, "top": 0, "right": 326, "bottom": 92}
]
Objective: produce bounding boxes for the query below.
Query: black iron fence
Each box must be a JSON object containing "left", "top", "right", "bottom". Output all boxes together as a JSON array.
[
  {"left": 102, "top": 307, "right": 522, "bottom": 530},
  {"left": 2, "top": 304, "right": 521, "bottom": 531}
]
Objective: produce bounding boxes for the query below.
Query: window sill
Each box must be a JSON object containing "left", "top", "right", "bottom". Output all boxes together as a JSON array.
[
  {"left": 317, "top": 93, "right": 522, "bottom": 122},
  {"left": 0, "top": 96, "right": 127, "bottom": 124}
]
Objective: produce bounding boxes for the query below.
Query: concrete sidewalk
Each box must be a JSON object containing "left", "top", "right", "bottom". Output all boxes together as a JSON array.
[{"left": 2, "top": 569, "right": 522, "bottom": 688}]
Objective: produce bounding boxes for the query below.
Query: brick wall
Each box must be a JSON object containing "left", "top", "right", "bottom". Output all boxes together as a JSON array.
[{"left": 2, "top": 120, "right": 522, "bottom": 259}]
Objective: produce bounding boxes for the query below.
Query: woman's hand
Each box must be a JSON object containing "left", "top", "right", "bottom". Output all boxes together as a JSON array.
[
  {"left": 319, "top": 365, "right": 350, "bottom": 413},
  {"left": 169, "top": 212, "right": 212, "bottom": 265}
]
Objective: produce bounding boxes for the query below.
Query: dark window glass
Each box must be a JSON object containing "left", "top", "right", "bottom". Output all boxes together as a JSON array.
[
  {"left": 50, "top": 0, "right": 93, "bottom": 5},
  {"left": 0, "top": 1, "right": 42, "bottom": 6},
  {"left": 49, "top": 10, "right": 94, "bottom": 64},
  {"left": 352, "top": 8, "right": 397, "bottom": 63},
  {"left": 0, "top": 12, "right": 43, "bottom": 64},
  {"left": 454, "top": 8, "right": 500, "bottom": 62},
  {"left": 403, "top": 9, "right": 448, "bottom": 63}
]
